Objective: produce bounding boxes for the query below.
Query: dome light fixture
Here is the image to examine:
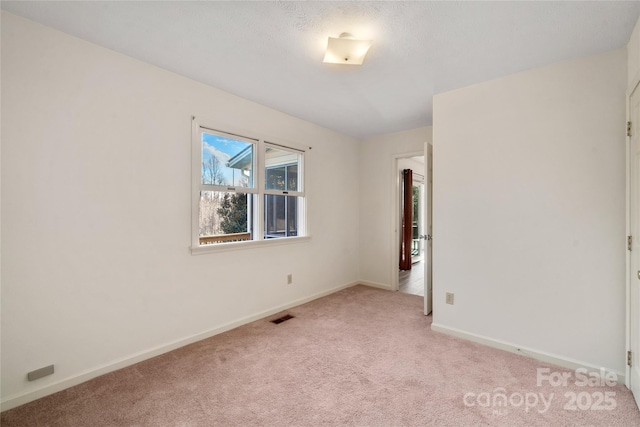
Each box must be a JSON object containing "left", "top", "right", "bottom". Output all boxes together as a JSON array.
[{"left": 323, "top": 32, "right": 373, "bottom": 65}]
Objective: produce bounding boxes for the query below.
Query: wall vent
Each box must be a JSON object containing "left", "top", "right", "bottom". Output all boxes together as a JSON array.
[
  {"left": 27, "top": 365, "right": 54, "bottom": 381},
  {"left": 271, "top": 314, "right": 295, "bottom": 324}
]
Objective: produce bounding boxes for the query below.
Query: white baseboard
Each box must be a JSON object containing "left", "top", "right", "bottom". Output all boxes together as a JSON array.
[
  {"left": 1, "top": 281, "right": 357, "bottom": 412},
  {"left": 431, "top": 323, "right": 626, "bottom": 384},
  {"left": 358, "top": 280, "right": 392, "bottom": 291}
]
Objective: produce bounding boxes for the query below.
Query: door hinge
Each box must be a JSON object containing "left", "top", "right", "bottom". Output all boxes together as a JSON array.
[
  {"left": 628, "top": 350, "right": 632, "bottom": 367},
  {"left": 628, "top": 121, "right": 633, "bottom": 137},
  {"left": 629, "top": 236, "right": 633, "bottom": 251}
]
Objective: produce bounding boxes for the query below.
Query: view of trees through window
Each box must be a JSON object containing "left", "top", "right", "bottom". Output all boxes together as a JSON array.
[
  {"left": 199, "top": 132, "right": 253, "bottom": 243},
  {"left": 199, "top": 191, "right": 249, "bottom": 238},
  {"left": 196, "top": 128, "right": 304, "bottom": 246}
]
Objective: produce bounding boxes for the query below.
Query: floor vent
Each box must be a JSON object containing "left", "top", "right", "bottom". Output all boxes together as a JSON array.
[{"left": 271, "top": 314, "right": 295, "bottom": 324}]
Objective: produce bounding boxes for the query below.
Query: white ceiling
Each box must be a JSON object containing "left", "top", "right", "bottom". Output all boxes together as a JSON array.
[{"left": 3, "top": 1, "right": 640, "bottom": 139}]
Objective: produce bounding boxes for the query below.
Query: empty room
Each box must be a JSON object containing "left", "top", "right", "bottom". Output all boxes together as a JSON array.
[{"left": 3, "top": 1, "right": 640, "bottom": 425}]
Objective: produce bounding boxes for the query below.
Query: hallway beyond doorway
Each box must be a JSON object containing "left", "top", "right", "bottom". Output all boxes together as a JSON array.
[{"left": 399, "top": 260, "right": 424, "bottom": 296}]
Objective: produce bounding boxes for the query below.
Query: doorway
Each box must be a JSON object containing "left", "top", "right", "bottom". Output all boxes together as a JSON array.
[
  {"left": 399, "top": 160, "right": 424, "bottom": 296},
  {"left": 392, "top": 144, "right": 433, "bottom": 315}
]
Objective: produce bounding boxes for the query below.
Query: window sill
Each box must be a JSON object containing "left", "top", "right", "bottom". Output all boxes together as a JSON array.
[{"left": 190, "top": 235, "right": 311, "bottom": 255}]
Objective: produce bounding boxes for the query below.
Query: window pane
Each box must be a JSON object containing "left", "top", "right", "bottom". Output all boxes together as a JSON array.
[
  {"left": 199, "top": 191, "right": 252, "bottom": 245},
  {"left": 287, "top": 164, "right": 298, "bottom": 191},
  {"left": 264, "top": 195, "right": 298, "bottom": 239},
  {"left": 266, "top": 166, "right": 285, "bottom": 191},
  {"left": 202, "top": 132, "right": 254, "bottom": 187},
  {"left": 265, "top": 146, "right": 301, "bottom": 191},
  {"left": 287, "top": 195, "right": 297, "bottom": 235}
]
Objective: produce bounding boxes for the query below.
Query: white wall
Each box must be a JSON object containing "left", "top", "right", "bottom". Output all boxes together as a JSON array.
[
  {"left": 359, "top": 127, "right": 432, "bottom": 288},
  {"left": 432, "top": 48, "right": 628, "bottom": 374},
  {"left": 628, "top": 15, "right": 640, "bottom": 88},
  {"left": 0, "top": 13, "right": 360, "bottom": 407}
]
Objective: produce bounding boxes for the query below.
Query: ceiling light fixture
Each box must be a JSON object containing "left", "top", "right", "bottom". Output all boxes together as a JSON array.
[{"left": 323, "top": 32, "right": 372, "bottom": 65}]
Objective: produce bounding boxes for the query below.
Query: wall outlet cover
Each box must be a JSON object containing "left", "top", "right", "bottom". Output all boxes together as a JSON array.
[{"left": 446, "top": 292, "right": 454, "bottom": 305}]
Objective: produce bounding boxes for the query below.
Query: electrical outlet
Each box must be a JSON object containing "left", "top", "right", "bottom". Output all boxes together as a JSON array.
[
  {"left": 287, "top": 274, "right": 293, "bottom": 285},
  {"left": 446, "top": 292, "right": 454, "bottom": 305}
]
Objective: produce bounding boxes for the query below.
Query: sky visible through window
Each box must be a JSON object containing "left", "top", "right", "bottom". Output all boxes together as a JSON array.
[{"left": 201, "top": 133, "right": 253, "bottom": 187}]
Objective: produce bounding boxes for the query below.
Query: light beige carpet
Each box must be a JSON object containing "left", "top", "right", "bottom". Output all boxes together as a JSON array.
[{"left": 2, "top": 285, "right": 639, "bottom": 426}]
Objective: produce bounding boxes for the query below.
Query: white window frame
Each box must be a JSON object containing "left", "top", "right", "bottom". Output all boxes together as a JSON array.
[
  {"left": 263, "top": 142, "right": 306, "bottom": 238},
  {"left": 191, "top": 117, "right": 309, "bottom": 254}
]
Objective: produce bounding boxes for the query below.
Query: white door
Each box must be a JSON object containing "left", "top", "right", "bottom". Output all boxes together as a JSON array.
[
  {"left": 424, "top": 143, "right": 433, "bottom": 315},
  {"left": 630, "top": 83, "right": 640, "bottom": 408}
]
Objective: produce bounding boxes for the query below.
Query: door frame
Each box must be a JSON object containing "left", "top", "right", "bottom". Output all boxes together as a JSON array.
[
  {"left": 626, "top": 73, "right": 640, "bottom": 399},
  {"left": 424, "top": 142, "right": 433, "bottom": 315}
]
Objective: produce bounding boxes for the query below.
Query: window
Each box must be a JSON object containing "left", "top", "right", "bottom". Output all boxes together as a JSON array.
[
  {"left": 192, "top": 121, "right": 306, "bottom": 251},
  {"left": 265, "top": 146, "right": 301, "bottom": 238}
]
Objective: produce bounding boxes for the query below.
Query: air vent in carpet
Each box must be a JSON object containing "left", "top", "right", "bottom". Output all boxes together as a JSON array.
[{"left": 271, "top": 314, "right": 295, "bottom": 324}]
